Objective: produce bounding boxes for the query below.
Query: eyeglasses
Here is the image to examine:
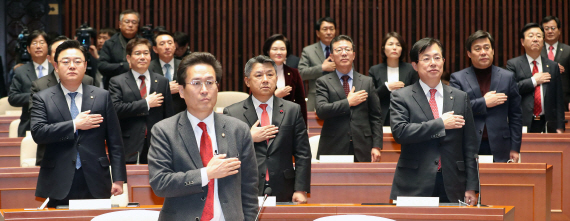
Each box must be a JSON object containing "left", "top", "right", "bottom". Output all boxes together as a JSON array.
[
  {"left": 472, "top": 45, "right": 492, "bottom": 52},
  {"left": 58, "top": 59, "right": 86, "bottom": 67},
  {"left": 122, "top": 19, "right": 139, "bottom": 25},
  {"left": 526, "top": 34, "right": 543, "bottom": 39},
  {"left": 333, "top": 47, "right": 354, "bottom": 54},
  {"left": 420, "top": 56, "right": 443, "bottom": 63},
  {"left": 543, "top": 26, "right": 558, "bottom": 31},
  {"left": 31, "top": 41, "right": 46, "bottom": 46},
  {"left": 187, "top": 80, "right": 217, "bottom": 89}
]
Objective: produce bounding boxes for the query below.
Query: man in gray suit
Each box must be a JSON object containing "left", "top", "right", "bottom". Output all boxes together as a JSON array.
[
  {"left": 541, "top": 16, "right": 570, "bottom": 110},
  {"left": 298, "top": 17, "right": 337, "bottom": 111},
  {"left": 148, "top": 52, "right": 258, "bottom": 221},
  {"left": 315, "top": 35, "right": 382, "bottom": 163}
]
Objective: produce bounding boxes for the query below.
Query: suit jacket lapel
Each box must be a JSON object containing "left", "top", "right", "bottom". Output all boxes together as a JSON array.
[
  {"left": 179, "top": 112, "right": 201, "bottom": 168},
  {"left": 268, "top": 97, "right": 284, "bottom": 150},
  {"left": 243, "top": 96, "right": 259, "bottom": 126},
  {"left": 314, "top": 43, "right": 326, "bottom": 62},
  {"left": 411, "top": 82, "right": 434, "bottom": 120},
  {"left": 25, "top": 63, "right": 38, "bottom": 82},
  {"left": 51, "top": 85, "right": 73, "bottom": 121},
  {"left": 520, "top": 55, "right": 533, "bottom": 78},
  {"left": 378, "top": 64, "right": 388, "bottom": 85},
  {"left": 442, "top": 84, "right": 454, "bottom": 113},
  {"left": 125, "top": 71, "right": 143, "bottom": 100},
  {"left": 353, "top": 72, "right": 364, "bottom": 91},
  {"left": 48, "top": 63, "right": 54, "bottom": 74},
  {"left": 150, "top": 60, "right": 163, "bottom": 75},
  {"left": 464, "top": 67, "right": 482, "bottom": 98},
  {"left": 149, "top": 72, "right": 159, "bottom": 94},
  {"left": 397, "top": 63, "right": 407, "bottom": 83},
  {"left": 214, "top": 114, "right": 228, "bottom": 156},
  {"left": 328, "top": 74, "right": 346, "bottom": 99},
  {"left": 80, "top": 85, "right": 95, "bottom": 112},
  {"left": 489, "top": 66, "right": 503, "bottom": 91}
]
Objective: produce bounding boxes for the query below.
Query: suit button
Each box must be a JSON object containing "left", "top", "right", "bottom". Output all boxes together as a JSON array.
[
  {"left": 434, "top": 160, "right": 438, "bottom": 165},
  {"left": 479, "top": 130, "right": 482, "bottom": 134},
  {"left": 196, "top": 217, "right": 200, "bottom": 221},
  {"left": 201, "top": 196, "right": 206, "bottom": 201},
  {"left": 261, "top": 174, "right": 265, "bottom": 178},
  {"left": 190, "top": 181, "right": 194, "bottom": 184}
]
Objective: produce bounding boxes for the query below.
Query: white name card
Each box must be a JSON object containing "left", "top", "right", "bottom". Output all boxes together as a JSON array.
[
  {"left": 69, "top": 199, "right": 111, "bottom": 210},
  {"left": 383, "top": 126, "right": 392, "bottom": 134},
  {"left": 522, "top": 126, "right": 527, "bottom": 133},
  {"left": 479, "top": 155, "right": 494, "bottom": 163},
  {"left": 319, "top": 155, "right": 354, "bottom": 163},
  {"left": 258, "top": 196, "right": 276, "bottom": 207},
  {"left": 396, "top": 196, "right": 439, "bottom": 207}
]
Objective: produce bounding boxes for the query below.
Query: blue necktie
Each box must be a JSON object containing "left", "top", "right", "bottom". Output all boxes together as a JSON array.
[
  {"left": 37, "top": 65, "right": 44, "bottom": 78},
  {"left": 68, "top": 92, "right": 81, "bottom": 169},
  {"left": 164, "top": 63, "right": 172, "bottom": 81},
  {"left": 325, "top": 46, "right": 330, "bottom": 58}
]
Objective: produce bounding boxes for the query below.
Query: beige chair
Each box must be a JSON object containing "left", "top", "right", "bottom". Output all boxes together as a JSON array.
[
  {"left": 309, "top": 135, "right": 320, "bottom": 162},
  {"left": 20, "top": 131, "right": 37, "bottom": 167},
  {"left": 214, "top": 91, "right": 249, "bottom": 112},
  {"left": 0, "top": 97, "right": 20, "bottom": 115},
  {"left": 9, "top": 119, "right": 20, "bottom": 138}
]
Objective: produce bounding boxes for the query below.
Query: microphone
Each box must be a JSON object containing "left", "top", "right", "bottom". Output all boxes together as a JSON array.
[
  {"left": 475, "top": 154, "right": 481, "bottom": 207},
  {"left": 254, "top": 186, "right": 272, "bottom": 221}
]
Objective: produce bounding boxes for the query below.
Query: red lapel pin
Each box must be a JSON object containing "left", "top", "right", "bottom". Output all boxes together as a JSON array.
[{"left": 280, "top": 109, "right": 284, "bottom": 114}]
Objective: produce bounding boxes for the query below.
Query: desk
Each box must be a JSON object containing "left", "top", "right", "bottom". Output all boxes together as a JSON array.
[
  {"left": 0, "top": 204, "right": 514, "bottom": 221},
  {"left": 0, "top": 116, "right": 18, "bottom": 138}
]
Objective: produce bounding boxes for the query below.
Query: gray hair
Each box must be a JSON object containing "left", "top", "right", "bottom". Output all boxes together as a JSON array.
[
  {"left": 119, "top": 9, "right": 140, "bottom": 22},
  {"left": 244, "top": 55, "right": 277, "bottom": 77}
]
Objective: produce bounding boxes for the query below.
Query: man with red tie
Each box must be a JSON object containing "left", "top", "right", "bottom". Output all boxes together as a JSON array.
[
  {"left": 541, "top": 16, "right": 570, "bottom": 111},
  {"left": 507, "top": 23, "right": 564, "bottom": 133},
  {"left": 148, "top": 52, "right": 258, "bottom": 221}
]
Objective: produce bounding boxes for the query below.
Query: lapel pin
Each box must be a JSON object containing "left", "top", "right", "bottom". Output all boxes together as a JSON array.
[
  {"left": 280, "top": 109, "right": 284, "bottom": 114},
  {"left": 547, "top": 65, "right": 549, "bottom": 68},
  {"left": 90, "top": 96, "right": 93, "bottom": 99},
  {"left": 287, "top": 72, "right": 290, "bottom": 75},
  {"left": 450, "top": 96, "right": 453, "bottom": 100},
  {"left": 155, "top": 80, "right": 158, "bottom": 83},
  {"left": 222, "top": 133, "right": 225, "bottom": 138},
  {"left": 561, "top": 48, "right": 564, "bottom": 51}
]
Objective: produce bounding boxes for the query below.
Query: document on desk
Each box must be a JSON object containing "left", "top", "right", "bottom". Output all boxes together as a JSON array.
[
  {"left": 396, "top": 196, "right": 439, "bottom": 207},
  {"left": 69, "top": 199, "right": 112, "bottom": 210},
  {"left": 319, "top": 155, "right": 354, "bottom": 163}
]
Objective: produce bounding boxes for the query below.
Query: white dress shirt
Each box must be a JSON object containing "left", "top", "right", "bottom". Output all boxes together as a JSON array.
[
  {"left": 527, "top": 54, "right": 545, "bottom": 115},
  {"left": 186, "top": 111, "right": 224, "bottom": 221},
  {"left": 276, "top": 64, "right": 286, "bottom": 89},
  {"left": 418, "top": 80, "right": 443, "bottom": 118},
  {"left": 545, "top": 41, "right": 559, "bottom": 58},
  {"left": 33, "top": 59, "right": 49, "bottom": 78},
  {"left": 159, "top": 58, "right": 175, "bottom": 81},
  {"left": 385, "top": 66, "right": 400, "bottom": 91},
  {"left": 61, "top": 83, "right": 83, "bottom": 133},
  {"left": 132, "top": 69, "right": 151, "bottom": 110},
  {"left": 252, "top": 95, "right": 274, "bottom": 125}
]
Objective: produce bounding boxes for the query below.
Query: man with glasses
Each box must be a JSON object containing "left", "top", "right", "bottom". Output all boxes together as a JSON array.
[
  {"left": 30, "top": 40, "right": 126, "bottom": 207},
  {"left": 507, "top": 23, "right": 564, "bottom": 133},
  {"left": 108, "top": 38, "right": 173, "bottom": 164},
  {"left": 99, "top": 9, "right": 142, "bottom": 89},
  {"left": 9, "top": 30, "right": 54, "bottom": 137},
  {"left": 389, "top": 37, "right": 479, "bottom": 205},
  {"left": 541, "top": 16, "right": 570, "bottom": 110},
  {"left": 315, "top": 35, "right": 382, "bottom": 163}
]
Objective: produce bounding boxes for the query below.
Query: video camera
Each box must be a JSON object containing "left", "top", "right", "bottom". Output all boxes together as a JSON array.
[
  {"left": 76, "top": 23, "right": 96, "bottom": 49},
  {"left": 15, "top": 24, "right": 31, "bottom": 63},
  {"left": 140, "top": 24, "right": 154, "bottom": 43}
]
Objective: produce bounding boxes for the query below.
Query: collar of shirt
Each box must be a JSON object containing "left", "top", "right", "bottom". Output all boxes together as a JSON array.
[
  {"left": 336, "top": 69, "right": 354, "bottom": 81},
  {"left": 159, "top": 58, "right": 175, "bottom": 70},
  {"left": 33, "top": 59, "right": 49, "bottom": 75},
  {"left": 276, "top": 64, "right": 285, "bottom": 88},
  {"left": 132, "top": 69, "right": 150, "bottom": 80},
  {"left": 320, "top": 41, "right": 329, "bottom": 54},
  {"left": 252, "top": 95, "right": 274, "bottom": 111},
  {"left": 60, "top": 83, "right": 84, "bottom": 95},
  {"left": 545, "top": 41, "right": 559, "bottom": 51},
  {"left": 187, "top": 111, "right": 216, "bottom": 135},
  {"left": 526, "top": 53, "right": 543, "bottom": 66},
  {"left": 418, "top": 79, "right": 443, "bottom": 97}
]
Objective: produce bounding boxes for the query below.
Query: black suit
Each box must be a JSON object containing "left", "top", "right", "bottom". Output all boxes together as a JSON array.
[
  {"left": 31, "top": 84, "right": 127, "bottom": 201},
  {"left": 506, "top": 55, "right": 564, "bottom": 132},
  {"left": 8, "top": 62, "right": 54, "bottom": 137},
  {"left": 98, "top": 33, "right": 141, "bottom": 89},
  {"left": 389, "top": 82, "right": 479, "bottom": 202},
  {"left": 368, "top": 62, "right": 419, "bottom": 125},
  {"left": 223, "top": 95, "right": 311, "bottom": 202},
  {"left": 30, "top": 71, "right": 94, "bottom": 166},
  {"left": 108, "top": 70, "right": 174, "bottom": 163},
  {"left": 541, "top": 42, "right": 570, "bottom": 110},
  {"left": 148, "top": 59, "right": 186, "bottom": 113},
  {"left": 315, "top": 71, "right": 383, "bottom": 162}
]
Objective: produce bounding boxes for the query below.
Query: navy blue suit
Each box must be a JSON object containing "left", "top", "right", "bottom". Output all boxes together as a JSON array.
[{"left": 450, "top": 66, "right": 523, "bottom": 162}]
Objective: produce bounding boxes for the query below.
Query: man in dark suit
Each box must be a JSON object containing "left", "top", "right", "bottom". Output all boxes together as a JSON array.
[
  {"left": 9, "top": 30, "right": 54, "bottom": 137},
  {"left": 148, "top": 31, "right": 186, "bottom": 113},
  {"left": 30, "top": 40, "right": 126, "bottom": 207},
  {"left": 224, "top": 55, "right": 311, "bottom": 203},
  {"left": 30, "top": 36, "right": 95, "bottom": 166},
  {"left": 98, "top": 9, "right": 141, "bottom": 89},
  {"left": 507, "top": 23, "right": 564, "bottom": 133},
  {"left": 298, "top": 17, "right": 337, "bottom": 111},
  {"left": 148, "top": 52, "right": 258, "bottom": 221},
  {"left": 390, "top": 37, "right": 479, "bottom": 205},
  {"left": 109, "top": 38, "right": 174, "bottom": 164},
  {"left": 315, "top": 35, "right": 382, "bottom": 162},
  {"left": 541, "top": 16, "right": 570, "bottom": 111},
  {"left": 450, "top": 31, "right": 523, "bottom": 163},
  {"left": 173, "top": 31, "right": 191, "bottom": 60}
]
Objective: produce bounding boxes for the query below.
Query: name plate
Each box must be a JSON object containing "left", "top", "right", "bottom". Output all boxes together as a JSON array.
[
  {"left": 396, "top": 196, "right": 439, "bottom": 207},
  {"left": 383, "top": 126, "right": 392, "bottom": 134},
  {"left": 319, "top": 155, "right": 354, "bottom": 163},
  {"left": 258, "top": 196, "right": 276, "bottom": 207},
  {"left": 479, "top": 155, "right": 494, "bottom": 163},
  {"left": 69, "top": 199, "right": 111, "bottom": 210}
]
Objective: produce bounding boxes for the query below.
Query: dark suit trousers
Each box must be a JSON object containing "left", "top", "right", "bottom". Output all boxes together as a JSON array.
[
  {"left": 432, "top": 171, "right": 450, "bottom": 203},
  {"left": 529, "top": 117, "right": 546, "bottom": 133},
  {"left": 47, "top": 168, "right": 94, "bottom": 207},
  {"left": 126, "top": 136, "right": 150, "bottom": 164}
]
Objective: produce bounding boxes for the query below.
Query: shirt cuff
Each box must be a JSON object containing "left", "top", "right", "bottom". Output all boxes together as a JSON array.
[
  {"left": 72, "top": 119, "right": 77, "bottom": 133},
  {"left": 531, "top": 77, "right": 537, "bottom": 87},
  {"left": 144, "top": 98, "right": 150, "bottom": 110},
  {"left": 200, "top": 168, "right": 209, "bottom": 187},
  {"left": 385, "top": 82, "right": 392, "bottom": 92}
]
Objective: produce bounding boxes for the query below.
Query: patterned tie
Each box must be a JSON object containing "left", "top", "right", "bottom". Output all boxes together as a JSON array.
[
  {"left": 37, "top": 65, "right": 44, "bottom": 78},
  {"left": 325, "top": 46, "right": 330, "bottom": 58},
  {"left": 69, "top": 92, "right": 81, "bottom": 169},
  {"left": 139, "top": 75, "right": 147, "bottom": 99},
  {"left": 198, "top": 122, "right": 214, "bottom": 221},
  {"left": 259, "top": 104, "right": 270, "bottom": 182},
  {"left": 548, "top": 46, "right": 555, "bottom": 61},
  {"left": 163, "top": 63, "right": 172, "bottom": 81},
  {"left": 428, "top": 89, "right": 441, "bottom": 170},
  {"left": 532, "top": 61, "right": 542, "bottom": 116},
  {"left": 341, "top": 75, "right": 350, "bottom": 96}
]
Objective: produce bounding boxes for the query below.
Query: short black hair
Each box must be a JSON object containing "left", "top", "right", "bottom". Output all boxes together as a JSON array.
[
  {"left": 27, "top": 30, "right": 48, "bottom": 47},
  {"left": 541, "top": 15, "right": 561, "bottom": 28},
  {"left": 99, "top": 28, "right": 117, "bottom": 37},
  {"left": 173, "top": 31, "right": 190, "bottom": 46},
  {"left": 315, "top": 17, "right": 336, "bottom": 31},
  {"left": 54, "top": 40, "right": 87, "bottom": 63},
  {"left": 153, "top": 30, "right": 174, "bottom": 46},
  {"left": 381, "top": 32, "right": 406, "bottom": 62},
  {"left": 262, "top": 34, "right": 292, "bottom": 57},
  {"left": 465, "top": 30, "right": 495, "bottom": 52},
  {"left": 519, "top": 23, "right": 544, "bottom": 40},
  {"left": 177, "top": 52, "right": 223, "bottom": 86},
  {"left": 410, "top": 37, "right": 444, "bottom": 63},
  {"left": 330, "top": 35, "right": 355, "bottom": 51},
  {"left": 48, "top": 36, "right": 70, "bottom": 55}
]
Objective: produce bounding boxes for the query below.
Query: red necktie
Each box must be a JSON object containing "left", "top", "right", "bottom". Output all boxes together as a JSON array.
[
  {"left": 532, "top": 61, "right": 542, "bottom": 116},
  {"left": 259, "top": 104, "right": 270, "bottom": 182},
  {"left": 198, "top": 122, "right": 214, "bottom": 221},
  {"left": 341, "top": 75, "right": 350, "bottom": 96},
  {"left": 428, "top": 89, "right": 442, "bottom": 170},
  {"left": 548, "top": 46, "right": 555, "bottom": 61},
  {"left": 139, "top": 75, "right": 147, "bottom": 99}
]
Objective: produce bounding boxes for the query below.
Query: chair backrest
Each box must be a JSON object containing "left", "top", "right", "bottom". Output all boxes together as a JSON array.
[
  {"left": 91, "top": 210, "right": 160, "bottom": 221},
  {"left": 309, "top": 135, "right": 320, "bottom": 161},
  {"left": 314, "top": 215, "right": 395, "bottom": 221},
  {"left": 214, "top": 91, "right": 249, "bottom": 112},
  {"left": 20, "top": 131, "right": 37, "bottom": 167},
  {"left": 9, "top": 119, "right": 20, "bottom": 138},
  {"left": 0, "top": 97, "right": 20, "bottom": 115}
]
